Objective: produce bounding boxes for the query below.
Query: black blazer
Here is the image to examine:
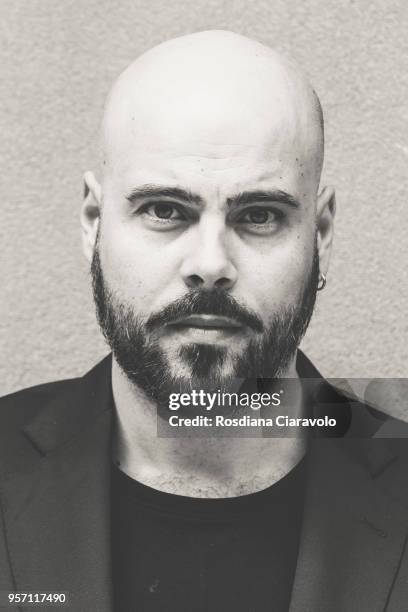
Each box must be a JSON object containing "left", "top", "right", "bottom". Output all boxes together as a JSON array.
[{"left": 1, "top": 353, "right": 408, "bottom": 612}]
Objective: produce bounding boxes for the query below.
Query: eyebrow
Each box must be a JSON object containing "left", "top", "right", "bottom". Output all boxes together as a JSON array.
[
  {"left": 126, "top": 185, "right": 301, "bottom": 209},
  {"left": 126, "top": 185, "right": 203, "bottom": 206},
  {"left": 228, "top": 190, "right": 301, "bottom": 209}
]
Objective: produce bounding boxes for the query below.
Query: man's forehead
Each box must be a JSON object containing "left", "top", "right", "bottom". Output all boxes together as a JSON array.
[
  {"left": 105, "top": 94, "right": 308, "bottom": 186},
  {"left": 112, "top": 135, "right": 295, "bottom": 178},
  {"left": 105, "top": 118, "right": 315, "bottom": 203}
]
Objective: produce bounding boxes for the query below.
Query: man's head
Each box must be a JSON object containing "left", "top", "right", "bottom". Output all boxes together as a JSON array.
[{"left": 81, "top": 30, "right": 335, "bottom": 403}]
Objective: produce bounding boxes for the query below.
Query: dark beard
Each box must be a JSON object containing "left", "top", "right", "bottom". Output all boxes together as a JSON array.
[{"left": 91, "top": 241, "right": 319, "bottom": 407}]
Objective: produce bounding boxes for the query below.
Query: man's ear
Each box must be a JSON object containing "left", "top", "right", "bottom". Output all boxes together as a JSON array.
[
  {"left": 316, "top": 185, "right": 336, "bottom": 277},
  {"left": 81, "top": 171, "right": 102, "bottom": 262}
]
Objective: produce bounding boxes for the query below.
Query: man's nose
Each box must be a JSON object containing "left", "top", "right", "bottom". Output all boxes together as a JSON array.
[{"left": 180, "top": 219, "right": 238, "bottom": 290}]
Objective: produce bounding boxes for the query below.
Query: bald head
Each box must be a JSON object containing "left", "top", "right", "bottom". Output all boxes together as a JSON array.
[
  {"left": 101, "top": 30, "right": 324, "bottom": 191},
  {"left": 83, "top": 30, "right": 336, "bottom": 398}
]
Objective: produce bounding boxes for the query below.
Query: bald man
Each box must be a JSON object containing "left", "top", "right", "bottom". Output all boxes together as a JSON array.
[{"left": 1, "top": 31, "right": 408, "bottom": 612}]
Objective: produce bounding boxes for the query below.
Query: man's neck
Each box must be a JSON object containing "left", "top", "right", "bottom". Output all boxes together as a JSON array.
[{"left": 111, "top": 355, "right": 306, "bottom": 498}]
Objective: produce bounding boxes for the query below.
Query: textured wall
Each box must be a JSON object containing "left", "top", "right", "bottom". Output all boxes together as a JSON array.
[{"left": 1, "top": 0, "right": 407, "bottom": 397}]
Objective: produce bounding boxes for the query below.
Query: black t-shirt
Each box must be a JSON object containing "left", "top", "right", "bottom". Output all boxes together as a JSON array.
[{"left": 111, "top": 457, "right": 307, "bottom": 612}]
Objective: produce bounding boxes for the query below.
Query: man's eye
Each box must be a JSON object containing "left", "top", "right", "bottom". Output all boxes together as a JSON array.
[
  {"left": 240, "top": 208, "right": 281, "bottom": 225},
  {"left": 144, "top": 202, "right": 183, "bottom": 221}
]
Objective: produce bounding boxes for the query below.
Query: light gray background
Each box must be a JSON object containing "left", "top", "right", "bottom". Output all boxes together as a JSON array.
[{"left": 1, "top": 0, "right": 407, "bottom": 396}]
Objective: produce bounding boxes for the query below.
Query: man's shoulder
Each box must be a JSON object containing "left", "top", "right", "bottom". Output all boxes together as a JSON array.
[
  {"left": 0, "top": 357, "right": 112, "bottom": 480},
  {"left": 0, "top": 356, "right": 112, "bottom": 428},
  {"left": 2, "top": 378, "right": 79, "bottom": 402},
  {"left": 0, "top": 377, "right": 80, "bottom": 424},
  {"left": 297, "top": 351, "right": 406, "bottom": 437},
  {"left": 0, "top": 377, "right": 82, "bottom": 481},
  {"left": 329, "top": 381, "right": 408, "bottom": 438}
]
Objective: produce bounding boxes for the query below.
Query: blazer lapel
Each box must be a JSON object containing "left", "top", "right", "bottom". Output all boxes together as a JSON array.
[
  {"left": 1, "top": 357, "right": 114, "bottom": 612},
  {"left": 289, "top": 438, "right": 408, "bottom": 612}
]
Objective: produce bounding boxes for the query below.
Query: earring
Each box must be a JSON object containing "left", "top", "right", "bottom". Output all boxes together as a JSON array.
[{"left": 317, "top": 272, "right": 326, "bottom": 291}]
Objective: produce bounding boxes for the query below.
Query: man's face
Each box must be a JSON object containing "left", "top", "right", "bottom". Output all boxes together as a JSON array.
[{"left": 91, "top": 92, "right": 321, "bottom": 402}]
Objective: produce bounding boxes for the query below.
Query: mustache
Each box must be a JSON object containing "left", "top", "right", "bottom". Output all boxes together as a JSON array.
[{"left": 146, "top": 289, "right": 264, "bottom": 333}]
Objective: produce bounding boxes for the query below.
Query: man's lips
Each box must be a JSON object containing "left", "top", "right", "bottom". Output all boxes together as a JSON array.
[{"left": 167, "top": 314, "right": 243, "bottom": 330}]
